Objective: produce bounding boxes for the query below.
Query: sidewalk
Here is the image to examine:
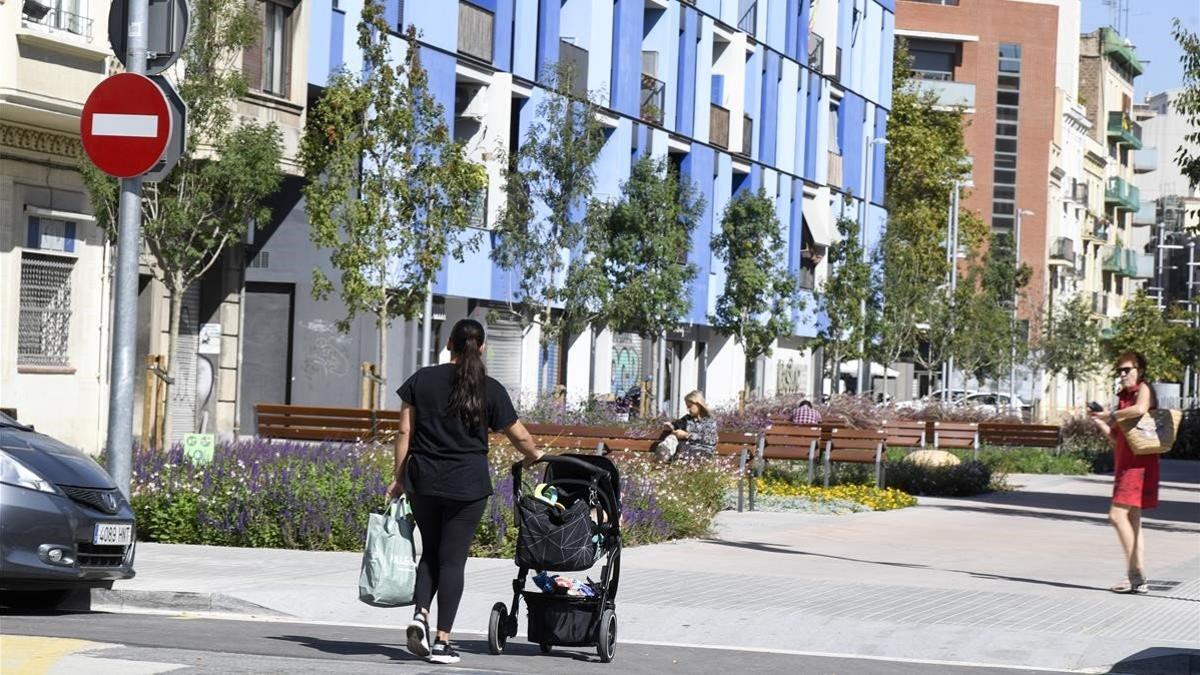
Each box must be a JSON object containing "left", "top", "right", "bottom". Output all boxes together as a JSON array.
[{"left": 104, "top": 462, "right": 1200, "bottom": 673}]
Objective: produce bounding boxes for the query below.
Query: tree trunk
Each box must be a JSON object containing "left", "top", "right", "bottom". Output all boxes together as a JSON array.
[
  {"left": 377, "top": 310, "right": 387, "bottom": 410},
  {"left": 163, "top": 288, "right": 183, "bottom": 447}
]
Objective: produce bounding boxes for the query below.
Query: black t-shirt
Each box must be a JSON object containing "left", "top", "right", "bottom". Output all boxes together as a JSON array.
[{"left": 397, "top": 363, "right": 519, "bottom": 500}]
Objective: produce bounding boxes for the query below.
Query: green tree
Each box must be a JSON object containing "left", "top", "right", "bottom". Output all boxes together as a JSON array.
[
  {"left": 1171, "top": 18, "right": 1200, "bottom": 205},
  {"left": 300, "top": 9, "right": 485, "bottom": 402},
  {"left": 82, "top": 0, "right": 282, "bottom": 442},
  {"left": 1041, "top": 294, "right": 1104, "bottom": 406},
  {"left": 709, "top": 189, "right": 803, "bottom": 369},
  {"left": 814, "top": 212, "right": 871, "bottom": 394},
  {"left": 870, "top": 229, "right": 924, "bottom": 399},
  {"left": 584, "top": 155, "right": 705, "bottom": 339},
  {"left": 492, "top": 62, "right": 607, "bottom": 341},
  {"left": 951, "top": 234, "right": 1030, "bottom": 389},
  {"left": 1108, "top": 290, "right": 1184, "bottom": 382}
]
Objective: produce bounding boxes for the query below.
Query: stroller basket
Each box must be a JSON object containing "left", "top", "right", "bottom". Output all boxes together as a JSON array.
[{"left": 522, "top": 591, "right": 603, "bottom": 647}]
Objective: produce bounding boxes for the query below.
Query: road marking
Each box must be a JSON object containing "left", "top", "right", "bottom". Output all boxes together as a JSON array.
[
  {"left": 92, "top": 113, "right": 158, "bottom": 137},
  {"left": 1, "top": 636, "right": 97, "bottom": 674}
]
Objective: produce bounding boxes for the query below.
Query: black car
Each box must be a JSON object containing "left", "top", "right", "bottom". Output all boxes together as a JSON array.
[{"left": 0, "top": 412, "right": 136, "bottom": 609}]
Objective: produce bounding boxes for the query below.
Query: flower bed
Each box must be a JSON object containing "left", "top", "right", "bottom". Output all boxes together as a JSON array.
[
  {"left": 130, "top": 439, "right": 736, "bottom": 554},
  {"left": 751, "top": 472, "right": 917, "bottom": 513}
]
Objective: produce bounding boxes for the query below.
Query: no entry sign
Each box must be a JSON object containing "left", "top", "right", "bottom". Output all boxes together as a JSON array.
[{"left": 81, "top": 73, "right": 172, "bottom": 178}]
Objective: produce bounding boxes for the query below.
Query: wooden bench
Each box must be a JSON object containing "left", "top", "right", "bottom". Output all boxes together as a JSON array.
[
  {"left": 931, "top": 421, "right": 980, "bottom": 460},
  {"left": 880, "top": 419, "right": 928, "bottom": 452},
  {"left": 978, "top": 422, "right": 1062, "bottom": 452},
  {"left": 254, "top": 404, "right": 400, "bottom": 442},
  {"left": 823, "top": 428, "right": 888, "bottom": 487}
]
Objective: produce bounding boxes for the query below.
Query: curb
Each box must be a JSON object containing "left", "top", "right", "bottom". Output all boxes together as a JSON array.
[{"left": 91, "top": 589, "right": 292, "bottom": 618}]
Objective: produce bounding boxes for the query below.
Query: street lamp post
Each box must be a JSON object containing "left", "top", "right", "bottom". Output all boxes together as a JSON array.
[
  {"left": 1011, "top": 208, "right": 1034, "bottom": 413},
  {"left": 858, "top": 137, "right": 887, "bottom": 397},
  {"left": 942, "top": 179, "right": 967, "bottom": 401}
]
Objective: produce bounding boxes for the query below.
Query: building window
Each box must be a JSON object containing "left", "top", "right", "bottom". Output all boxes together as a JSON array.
[
  {"left": 21, "top": 0, "right": 92, "bottom": 37},
  {"left": 909, "top": 39, "right": 956, "bottom": 80},
  {"left": 244, "top": 0, "right": 294, "bottom": 97},
  {"left": 991, "top": 42, "right": 1021, "bottom": 233},
  {"left": 458, "top": 0, "right": 494, "bottom": 63},
  {"left": 18, "top": 251, "right": 75, "bottom": 369}
]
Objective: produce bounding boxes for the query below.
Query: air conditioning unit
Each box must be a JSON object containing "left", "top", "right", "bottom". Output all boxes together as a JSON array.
[{"left": 455, "top": 84, "right": 487, "bottom": 120}]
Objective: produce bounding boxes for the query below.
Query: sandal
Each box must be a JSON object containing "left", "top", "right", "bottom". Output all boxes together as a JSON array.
[
  {"left": 1129, "top": 572, "right": 1149, "bottom": 594},
  {"left": 1110, "top": 577, "right": 1134, "bottom": 594}
]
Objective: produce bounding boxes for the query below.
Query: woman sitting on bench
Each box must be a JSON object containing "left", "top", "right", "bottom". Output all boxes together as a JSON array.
[{"left": 657, "top": 390, "right": 719, "bottom": 461}]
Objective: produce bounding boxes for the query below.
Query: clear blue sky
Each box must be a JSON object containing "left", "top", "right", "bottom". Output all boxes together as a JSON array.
[{"left": 1079, "top": 0, "right": 1198, "bottom": 101}]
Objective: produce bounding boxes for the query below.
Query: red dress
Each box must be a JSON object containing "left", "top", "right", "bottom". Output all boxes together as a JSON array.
[{"left": 1111, "top": 385, "right": 1160, "bottom": 509}]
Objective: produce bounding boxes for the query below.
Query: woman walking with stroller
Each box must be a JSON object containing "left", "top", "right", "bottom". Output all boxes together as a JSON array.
[
  {"left": 387, "top": 319, "right": 543, "bottom": 663},
  {"left": 1089, "top": 351, "right": 1160, "bottom": 594}
]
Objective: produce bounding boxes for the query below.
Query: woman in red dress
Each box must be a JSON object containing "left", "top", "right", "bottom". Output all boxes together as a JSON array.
[{"left": 1090, "top": 351, "right": 1159, "bottom": 594}]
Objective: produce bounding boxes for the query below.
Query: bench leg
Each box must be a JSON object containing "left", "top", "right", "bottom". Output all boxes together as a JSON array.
[
  {"left": 807, "top": 444, "right": 816, "bottom": 486},
  {"left": 822, "top": 443, "right": 832, "bottom": 489},
  {"left": 875, "top": 446, "right": 883, "bottom": 488},
  {"left": 737, "top": 449, "right": 746, "bottom": 513}
]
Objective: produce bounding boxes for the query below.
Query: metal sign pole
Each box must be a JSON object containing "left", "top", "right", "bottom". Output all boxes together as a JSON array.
[{"left": 106, "top": 0, "right": 149, "bottom": 497}]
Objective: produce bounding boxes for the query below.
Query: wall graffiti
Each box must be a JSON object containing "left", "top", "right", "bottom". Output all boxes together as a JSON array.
[
  {"left": 304, "top": 336, "right": 350, "bottom": 378},
  {"left": 611, "top": 334, "right": 642, "bottom": 394}
]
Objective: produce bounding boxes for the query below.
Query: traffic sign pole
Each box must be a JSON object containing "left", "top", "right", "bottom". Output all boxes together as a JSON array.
[{"left": 106, "top": 0, "right": 149, "bottom": 498}]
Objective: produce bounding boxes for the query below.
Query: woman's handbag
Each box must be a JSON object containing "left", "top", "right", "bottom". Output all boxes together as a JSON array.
[
  {"left": 1118, "top": 409, "right": 1183, "bottom": 455},
  {"left": 358, "top": 497, "right": 418, "bottom": 607}
]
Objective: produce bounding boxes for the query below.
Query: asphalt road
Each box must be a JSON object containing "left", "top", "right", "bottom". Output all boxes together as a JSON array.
[{"left": 0, "top": 610, "right": 1070, "bottom": 674}]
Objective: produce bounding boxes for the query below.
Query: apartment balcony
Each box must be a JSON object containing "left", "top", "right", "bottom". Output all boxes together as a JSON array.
[
  {"left": 1133, "top": 253, "right": 1154, "bottom": 279},
  {"left": 640, "top": 74, "right": 665, "bottom": 125},
  {"left": 827, "top": 151, "right": 843, "bottom": 187},
  {"left": 1132, "top": 203, "right": 1156, "bottom": 226},
  {"left": 457, "top": 0, "right": 494, "bottom": 63},
  {"left": 1091, "top": 291, "right": 1108, "bottom": 316},
  {"left": 559, "top": 40, "right": 589, "bottom": 99},
  {"left": 1100, "top": 27, "right": 1144, "bottom": 77},
  {"left": 1134, "top": 146, "right": 1157, "bottom": 173},
  {"left": 1087, "top": 218, "right": 1110, "bottom": 242},
  {"left": 710, "top": 103, "right": 730, "bottom": 149},
  {"left": 21, "top": 2, "right": 93, "bottom": 39},
  {"left": 1107, "top": 111, "right": 1143, "bottom": 150},
  {"left": 1102, "top": 245, "right": 1137, "bottom": 277},
  {"left": 913, "top": 79, "right": 975, "bottom": 109},
  {"left": 739, "top": 115, "right": 753, "bottom": 157},
  {"left": 1049, "top": 237, "right": 1076, "bottom": 267},
  {"left": 808, "top": 33, "right": 824, "bottom": 72},
  {"left": 1105, "top": 176, "right": 1140, "bottom": 213}
]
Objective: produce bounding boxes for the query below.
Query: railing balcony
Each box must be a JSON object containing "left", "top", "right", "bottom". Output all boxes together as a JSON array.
[
  {"left": 1049, "top": 237, "right": 1076, "bottom": 266},
  {"left": 913, "top": 80, "right": 975, "bottom": 109},
  {"left": 737, "top": 1, "right": 757, "bottom": 36},
  {"left": 740, "top": 115, "right": 753, "bottom": 157},
  {"left": 1133, "top": 253, "right": 1154, "bottom": 279},
  {"left": 21, "top": 1, "right": 92, "bottom": 38},
  {"left": 1107, "top": 111, "right": 1143, "bottom": 150},
  {"left": 710, "top": 103, "right": 730, "bottom": 149},
  {"left": 1100, "top": 27, "right": 1144, "bottom": 77},
  {"left": 457, "top": 1, "right": 494, "bottom": 63},
  {"left": 559, "top": 40, "right": 589, "bottom": 99},
  {"left": 1102, "top": 245, "right": 1138, "bottom": 277},
  {"left": 639, "top": 74, "right": 665, "bottom": 125},
  {"left": 1088, "top": 217, "right": 1110, "bottom": 241},
  {"left": 827, "top": 151, "right": 843, "bottom": 186},
  {"left": 1105, "top": 176, "right": 1140, "bottom": 213},
  {"left": 808, "top": 33, "right": 824, "bottom": 72}
]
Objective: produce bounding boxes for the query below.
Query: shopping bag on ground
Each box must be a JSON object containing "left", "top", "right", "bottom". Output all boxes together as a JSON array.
[{"left": 358, "top": 497, "right": 417, "bottom": 607}]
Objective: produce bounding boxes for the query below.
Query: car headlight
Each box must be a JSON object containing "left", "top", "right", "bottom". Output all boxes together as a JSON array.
[{"left": 0, "top": 450, "right": 57, "bottom": 493}]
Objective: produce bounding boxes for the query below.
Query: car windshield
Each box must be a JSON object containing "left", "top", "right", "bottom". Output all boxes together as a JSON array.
[{"left": 0, "top": 411, "right": 31, "bottom": 429}]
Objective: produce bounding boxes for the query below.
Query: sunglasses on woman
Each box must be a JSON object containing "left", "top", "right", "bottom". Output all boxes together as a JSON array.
[{"left": 1116, "top": 367, "right": 1135, "bottom": 375}]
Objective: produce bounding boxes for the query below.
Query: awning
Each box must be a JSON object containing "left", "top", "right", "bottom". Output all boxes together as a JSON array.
[
  {"left": 839, "top": 360, "right": 899, "bottom": 377},
  {"left": 802, "top": 197, "right": 832, "bottom": 247}
]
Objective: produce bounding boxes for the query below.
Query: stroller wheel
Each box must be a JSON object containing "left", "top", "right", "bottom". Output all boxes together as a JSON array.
[
  {"left": 539, "top": 643, "right": 552, "bottom": 654},
  {"left": 596, "top": 609, "right": 616, "bottom": 663},
  {"left": 487, "top": 602, "right": 508, "bottom": 655}
]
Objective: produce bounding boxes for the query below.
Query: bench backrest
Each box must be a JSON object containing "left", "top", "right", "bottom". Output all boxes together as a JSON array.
[
  {"left": 932, "top": 421, "right": 979, "bottom": 449},
  {"left": 825, "top": 428, "right": 886, "bottom": 463},
  {"left": 879, "top": 420, "right": 927, "bottom": 448},
  {"left": 978, "top": 422, "right": 1061, "bottom": 447},
  {"left": 759, "top": 424, "right": 821, "bottom": 460},
  {"left": 254, "top": 403, "right": 399, "bottom": 442}
]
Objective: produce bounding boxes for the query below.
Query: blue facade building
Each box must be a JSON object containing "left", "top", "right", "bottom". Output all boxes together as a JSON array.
[{"left": 251, "top": 0, "right": 894, "bottom": 414}]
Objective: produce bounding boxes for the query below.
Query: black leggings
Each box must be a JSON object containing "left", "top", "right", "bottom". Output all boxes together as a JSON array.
[{"left": 408, "top": 493, "right": 488, "bottom": 633}]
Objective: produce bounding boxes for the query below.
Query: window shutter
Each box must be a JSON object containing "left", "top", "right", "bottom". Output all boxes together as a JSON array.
[{"left": 243, "top": 1, "right": 265, "bottom": 90}]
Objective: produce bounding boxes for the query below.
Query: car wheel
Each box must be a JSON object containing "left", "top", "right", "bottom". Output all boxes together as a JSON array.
[{"left": 0, "top": 589, "right": 71, "bottom": 610}]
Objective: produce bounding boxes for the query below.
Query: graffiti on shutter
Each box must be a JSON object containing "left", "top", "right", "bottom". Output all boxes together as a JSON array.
[
  {"left": 611, "top": 333, "right": 642, "bottom": 395},
  {"left": 167, "top": 285, "right": 200, "bottom": 446}
]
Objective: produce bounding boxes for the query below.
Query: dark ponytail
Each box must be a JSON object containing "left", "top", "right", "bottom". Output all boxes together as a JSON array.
[{"left": 448, "top": 319, "right": 488, "bottom": 428}]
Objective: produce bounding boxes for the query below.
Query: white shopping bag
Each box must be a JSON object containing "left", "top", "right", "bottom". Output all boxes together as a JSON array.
[{"left": 358, "top": 497, "right": 418, "bottom": 607}]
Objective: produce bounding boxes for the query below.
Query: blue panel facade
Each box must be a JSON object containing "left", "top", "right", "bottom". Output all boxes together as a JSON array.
[{"left": 535, "top": 0, "right": 560, "bottom": 79}]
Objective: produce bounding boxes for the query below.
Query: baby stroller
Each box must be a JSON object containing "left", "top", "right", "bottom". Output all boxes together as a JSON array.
[{"left": 487, "top": 454, "right": 622, "bottom": 663}]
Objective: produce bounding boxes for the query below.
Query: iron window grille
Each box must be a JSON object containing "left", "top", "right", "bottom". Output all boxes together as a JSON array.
[{"left": 18, "top": 251, "right": 75, "bottom": 368}]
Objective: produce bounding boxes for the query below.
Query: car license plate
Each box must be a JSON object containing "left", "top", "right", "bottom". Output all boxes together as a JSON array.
[{"left": 93, "top": 523, "right": 132, "bottom": 546}]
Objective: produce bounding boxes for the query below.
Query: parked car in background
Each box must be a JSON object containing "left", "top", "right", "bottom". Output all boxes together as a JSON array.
[
  {"left": 894, "top": 389, "right": 974, "bottom": 411},
  {"left": 960, "top": 392, "right": 1031, "bottom": 419},
  {"left": 0, "top": 412, "right": 135, "bottom": 609}
]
